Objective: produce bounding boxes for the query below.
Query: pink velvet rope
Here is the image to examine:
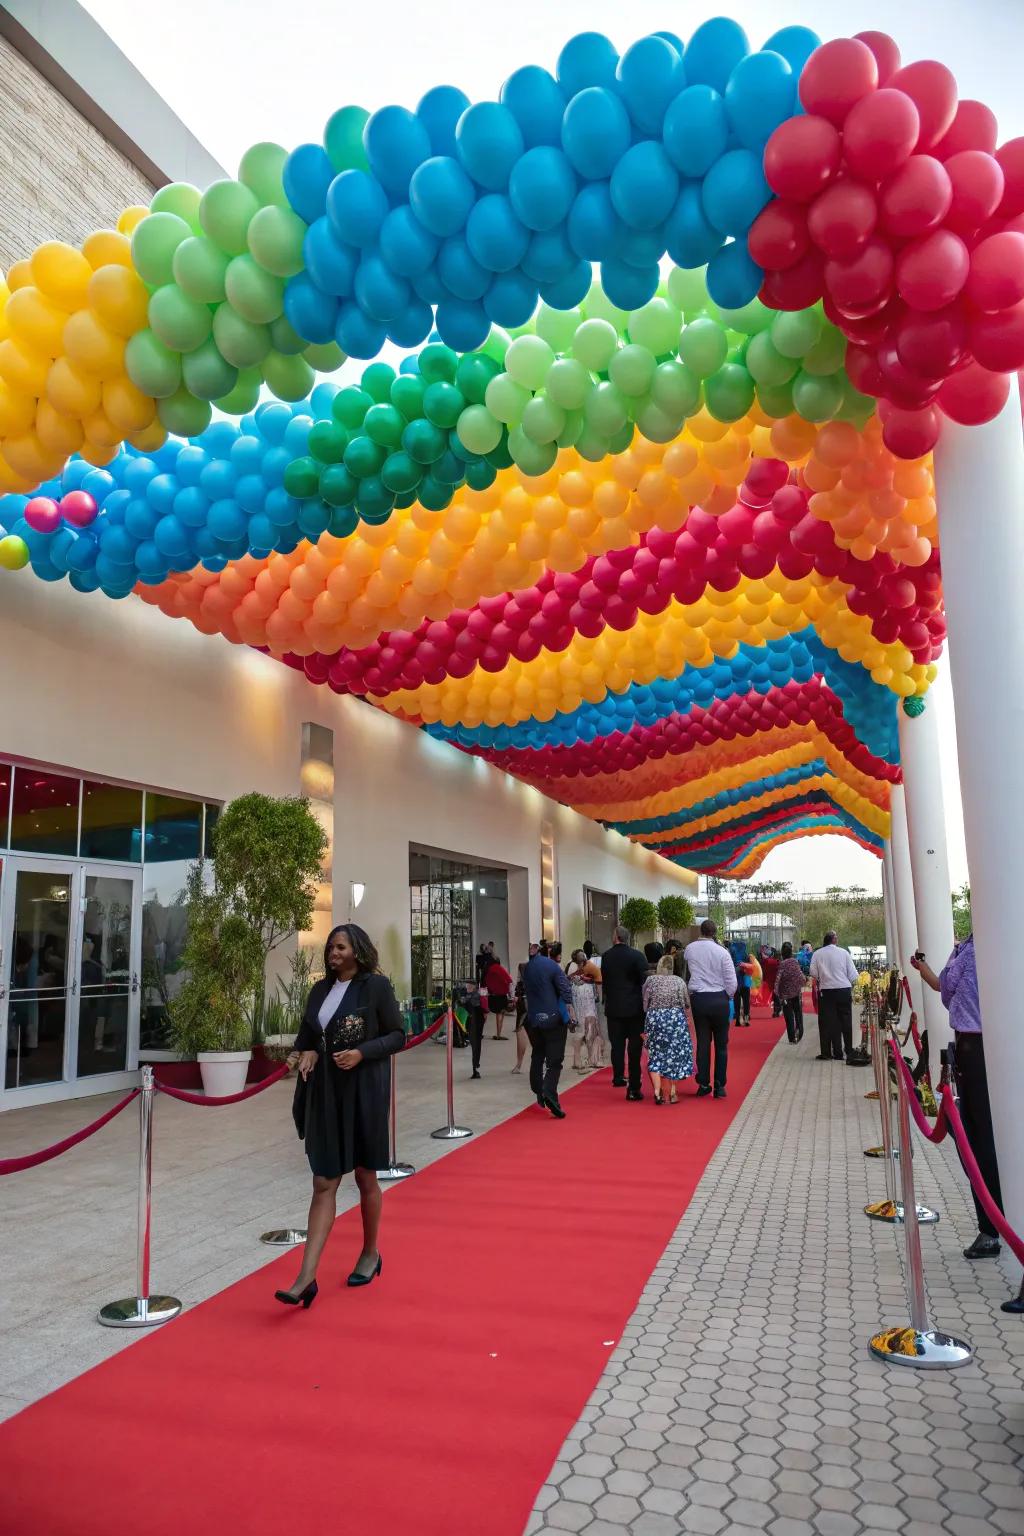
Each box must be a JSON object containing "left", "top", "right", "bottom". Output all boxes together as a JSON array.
[
  {"left": 888, "top": 1041, "right": 948, "bottom": 1144},
  {"left": 0, "top": 1088, "right": 140, "bottom": 1175},
  {"left": 156, "top": 1062, "right": 289, "bottom": 1106},
  {"left": 900, "top": 975, "right": 924, "bottom": 1051}
]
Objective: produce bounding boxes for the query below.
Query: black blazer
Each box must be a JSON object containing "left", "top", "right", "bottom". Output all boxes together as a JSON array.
[
  {"left": 600, "top": 942, "right": 648, "bottom": 1018},
  {"left": 293, "top": 971, "right": 405, "bottom": 1060}
]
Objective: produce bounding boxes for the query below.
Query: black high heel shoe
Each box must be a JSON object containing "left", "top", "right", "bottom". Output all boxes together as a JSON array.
[
  {"left": 347, "top": 1253, "right": 382, "bottom": 1288},
  {"left": 274, "top": 1280, "right": 318, "bottom": 1308}
]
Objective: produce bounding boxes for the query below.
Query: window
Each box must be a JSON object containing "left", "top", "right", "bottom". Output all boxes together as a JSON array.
[
  {"left": 0, "top": 762, "right": 10, "bottom": 844},
  {"left": 10, "top": 768, "right": 79, "bottom": 855},
  {"left": 144, "top": 793, "right": 203, "bottom": 863},
  {"left": 80, "top": 780, "right": 144, "bottom": 862},
  {"left": 203, "top": 802, "right": 219, "bottom": 859}
]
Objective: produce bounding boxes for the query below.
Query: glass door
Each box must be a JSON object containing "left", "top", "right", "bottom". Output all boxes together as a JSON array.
[
  {"left": 75, "top": 869, "right": 141, "bottom": 1078},
  {"left": 1, "top": 860, "right": 78, "bottom": 1091}
]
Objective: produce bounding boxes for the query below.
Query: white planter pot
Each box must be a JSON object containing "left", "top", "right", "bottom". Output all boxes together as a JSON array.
[{"left": 196, "top": 1051, "right": 251, "bottom": 1097}]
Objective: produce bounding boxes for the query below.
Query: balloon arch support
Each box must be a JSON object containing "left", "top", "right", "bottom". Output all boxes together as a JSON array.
[{"left": 0, "top": 16, "right": 1021, "bottom": 877}]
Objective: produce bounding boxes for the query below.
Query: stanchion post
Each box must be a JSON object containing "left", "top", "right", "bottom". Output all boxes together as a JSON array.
[
  {"left": 869, "top": 1048, "right": 971, "bottom": 1368},
  {"left": 431, "top": 1004, "right": 472, "bottom": 1141},
  {"left": 98, "top": 1067, "right": 182, "bottom": 1327},
  {"left": 378, "top": 1052, "right": 415, "bottom": 1179}
]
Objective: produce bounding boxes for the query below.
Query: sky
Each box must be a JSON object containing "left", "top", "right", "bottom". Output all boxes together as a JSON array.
[{"left": 80, "top": 0, "right": 1021, "bottom": 893}]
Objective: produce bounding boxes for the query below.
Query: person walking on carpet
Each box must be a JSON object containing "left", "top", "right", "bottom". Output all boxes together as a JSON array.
[
  {"left": 567, "top": 947, "right": 602, "bottom": 1070},
  {"left": 684, "top": 920, "right": 737, "bottom": 1098},
  {"left": 773, "top": 942, "right": 805, "bottom": 1043},
  {"left": 643, "top": 955, "right": 693, "bottom": 1103},
  {"left": 280, "top": 924, "right": 405, "bottom": 1307},
  {"left": 809, "top": 930, "right": 859, "bottom": 1062},
  {"left": 524, "top": 941, "right": 574, "bottom": 1118},
  {"left": 728, "top": 937, "right": 753, "bottom": 1026},
  {"left": 601, "top": 924, "right": 649, "bottom": 1101},
  {"left": 483, "top": 953, "right": 514, "bottom": 1041}
]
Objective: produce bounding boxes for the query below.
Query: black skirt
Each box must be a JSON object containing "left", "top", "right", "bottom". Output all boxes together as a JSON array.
[{"left": 292, "top": 1053, "right": 390, "bottom": 1177}]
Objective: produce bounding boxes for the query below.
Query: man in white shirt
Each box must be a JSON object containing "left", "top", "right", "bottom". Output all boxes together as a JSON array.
[
  {"left": 683, "top": 920, "right": 738, "bottom": 1098},
  {"left": 809, "top": 931, "right": 860, "bottom": 1062}
]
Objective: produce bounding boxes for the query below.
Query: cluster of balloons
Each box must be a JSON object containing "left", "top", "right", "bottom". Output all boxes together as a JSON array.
[
  {"left": 658, "top": 804, "right": 883, "bottom": 871},
  {"left": 749, "top": 31, "right": 1024, "bottom": 452},
  {"left": 278, "top": 21, "right": 827, "bottom": 360},
  {"left": 720, "top": 819, "right": 882, "bottom": 878},
  {"left": 607, "top": 759, "right": 885, "bottom": 837}
]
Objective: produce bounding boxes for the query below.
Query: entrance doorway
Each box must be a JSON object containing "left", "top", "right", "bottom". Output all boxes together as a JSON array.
[
  {"left": 0, "top": 857, "right": 141, "bottom": 1106},
  {"left": 584, "top": 887, "right": 619, "bottom": 954}
]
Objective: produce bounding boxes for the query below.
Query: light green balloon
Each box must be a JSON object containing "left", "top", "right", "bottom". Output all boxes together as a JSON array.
[
  {"left": 609, "top": 343, "right": 656, "bottom": 398},
  {"left": 535, "top": 303, "right": 580, "bottom": 353},
  {"left": 572, "top": 318, "right": 618, "bottom": 373},
  {"left": 238, "top": 142, "right": 289, "bottom": 206},
  {"left": 456, "top": 403, "right": 503, "bottom": 455},
  {"left": 247, "top": 205, "right": 307, "bottom": 278},
  {"left": 269, "top": 314, "right": 307, "bottom": 355},
  {"left": 150, "top": 183, "right": 202, "bottom": 231},
  {"left": 521, "top": 395, "right": 566, "bottom": 444},
  {"left": 263, "top": 350, "right": 315, "bottom": 401},
  {"left": 124, "top": 328, "right": 182, "bottom": 398},
  {"left": 650, "top": 359, "right": 701, "bottom": 418},
  {"left": 716, "top": 297, "right": 772, "bottom": 336},
  {"left": 609, "top": 421, "right": 635, "bottom": 454},
  {"left": 770, "top": 307, "right": 822, "bottom": 359},
  {"left": 507, "top": 427, "right": 558, "bottom": 476},
  {"left": 303, "top": 341, "right": 346, "bottom": 371},
  {"left": 199, "top": 180, "right": 261, "bottom": 256},
  {"left": 746, "top": 330, "right": 798, "bottom": 386},
  {"left": 148, "top": 283, "right": 213, "bottom": 353},
  {"left": 575, "top": 425, "right": 611, "bottom": 461},
  {"left": 214, "top": 367, "right": 262, "bottom": 415},
  {"left": 172, "top": 236, "right": 230, "bottom": 304},
  {"left": 754, "top": 379, "right": 794, "bottom": 419},
  {"left": 628, "top": 298, "right": 682, "bottom": 357},
  {"left": 679, "top": 317, "right": 728, "bottom": 378},
  {"left": 156, "top": 386, "right": 212, "bottom": 437},
  {"left": 131, "top": 213, "right": 191, "bottom": 289},
  {"left": 792, "top": 369, "right": 844, "bottom": 423},
  {"left": 481, "top": 327, "right": 510, "bottom": 364},
  {"left": 837, "top": 377, "right": 875, "bottom": 424},
  {"left": 224, "top": 255, "right": 284, "bottom": 324},
  {"left": 324, "top": 106, "right": 370, "bottom": 172},
  {"left": 556, "top": 408, "right": 584, "bottom": 449},
  {"left": 583, "top": 282, "right": 626, "bottom": 330},
  {"left": 484, "top": 372, "right": 530, "bottom": 425},
  {"left": 636, "top": 399, "right": 684, "bottom": 443},
  {"left": 213, "top": 302, "right": 271, "bottom": 367},
  {"left": 545, "top": 357, "right": 590, "bottom": 411},
  {"left": 505, "top": 334, "right": 555, "bottom": 391},
  {"left": 666, "top": 265, "right": 711, "bottom": 319},
  {"left": 585, "top": 379, "right": 628, "bottom": 436},
  {"left": 802, "top": 325, "right": 847, "bottom": 377},
  {"left": 704, "top": 362, "right": 755, "bottom": 422},
  {"left": 181, "top": 337, "right": 238, "bottom": 401}
]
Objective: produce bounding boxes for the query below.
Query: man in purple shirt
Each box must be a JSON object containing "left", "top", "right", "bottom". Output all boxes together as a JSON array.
[{"left": 913, "top": 935, "right": 1004, "bottom": 1260}]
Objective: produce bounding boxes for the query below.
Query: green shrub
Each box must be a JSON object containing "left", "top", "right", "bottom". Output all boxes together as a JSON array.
[
  {"left": 657, "top": 894, "right": 694, "bottom": 933},
  {"left": 619, "top": 897, "right": 658, "bottom": 940}
]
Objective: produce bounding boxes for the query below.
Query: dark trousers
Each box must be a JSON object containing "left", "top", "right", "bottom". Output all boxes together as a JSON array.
[
  {"left": 954, "top": 1033, "right": 1004, "bottom": 1239},
  {"left": 734, "top": 986, "right": 750, "bottom": 1025},
  {"left": 781, "top": 996, "right": 803, "bottom": 1042},
  {"left": 692, "top": 992, "right": 730, "bottom": 1090},
  {"left": 529, "top": 1021, "right": 567, "bottom": 1103},
  {"left": 818, "top": 988, "right": 852, "bottom": 1058},
  {"left": 607, "top": 1013, "right": 644, "bottom": 1091},
  {"left": 468, "top": 1005, "right": 485, "bottom": 1071}
]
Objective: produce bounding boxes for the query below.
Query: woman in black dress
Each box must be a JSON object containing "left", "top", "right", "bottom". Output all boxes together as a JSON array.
[{"left": 275, "top": 923, "right": 405, "bottom": 1308}]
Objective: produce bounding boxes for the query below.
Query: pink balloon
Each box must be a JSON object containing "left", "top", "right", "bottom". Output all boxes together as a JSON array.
[
  {"left": 938, "top": 361, "right": 1012, "bottom": 424},
  {"left": 969, "top": 301, "right": 1024, "bottom": 373},
  {"left": 842, "top": 89, "right": 919, "bottom": 183},
  {"left": 878, "top": 156, "right": 952, "bottom": 239},
  {"left": 24, "top": 496, "right": 61, "bottom": 533},
  {"left": 944, "top": 151, "right": 1005, "bottom": 234},
  {"left": 896, "top": 229, "right": 970, "bottom": 311},
  {"left": 965, "top": 231, "right": 1024, "bottom": 312},
  {"left": 771, "top": 485, "right": 808, "bottom": 525},
  {"left": 889, "top": 60, "right": 958, "bottom": 151},
  {"left": 880, "top": 404, "right": 941, "bottom": 458}
]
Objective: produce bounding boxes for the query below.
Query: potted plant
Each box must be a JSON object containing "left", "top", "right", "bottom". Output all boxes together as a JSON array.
[
  {"left": 657, "top": 893, "right": 695, "bottom": 940},
  {"left": 618, "top": 896, "right": 658, "bottom": 945},
  {"left": 169, "top": 793, "right": 327, "bottom": 1095}
]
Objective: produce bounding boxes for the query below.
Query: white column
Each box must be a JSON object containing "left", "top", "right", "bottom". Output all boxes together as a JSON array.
[
  {"left": 897, "top": 704, "right": 955, "bottom": 1079},
  {"left": 889, "top": 783, "right": 925, "bottom": 1025},
  {"left": 881, "top": 845, "right": 898, "bottom": 965},
  {"left": 934, "top": 379, "right": 1024, "bottom": 1278}
]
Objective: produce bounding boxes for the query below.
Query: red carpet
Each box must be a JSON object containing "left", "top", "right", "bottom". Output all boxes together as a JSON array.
[{"left": 0, "top": 1017, "right": 781, "bottom": 1536}]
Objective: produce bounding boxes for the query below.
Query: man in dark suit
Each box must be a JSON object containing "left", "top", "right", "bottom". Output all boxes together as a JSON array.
[{"left": 600, "top": 924, "right": 649, "bottom": 1100}]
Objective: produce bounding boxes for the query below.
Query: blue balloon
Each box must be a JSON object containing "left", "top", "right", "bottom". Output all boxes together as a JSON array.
[
  {"left": 610, "top": 140, "right": 679, "bottom": 230},
  {"left": 248, "top": 513, "right": 277, "bottom": 552},
  {"left": 724, "top": 50, "right": 795, "bottom": 149},
  {"left": 326, "top": 169, "right": 389, "bottom": 248},
  {"left": 364, "top": 105, "right": 431, "bottom": 197},
  {"left": 261, "top": 446, "right": 292, "bottom": 486},
  {"left": 145, "top": 473, "right": 178, "bottom": 514},
  {"left": 353, "top": 254, "right": 410, "bottom": 322},
  {"left": 706, "top": 240, "right": 764, "bottom": 309},
  {"left": 483, "top": 270, "right": 539, "bottom": 327},
  {"left": 334, "top": 301, "right": 387, "bottom": 358},
  {"left": 600, "top": 257, "right": 659, "bottom": 310},
  {"left": 60, "top": 459, "right": 91, "bottom": 492},
  {"left": 662, "top": 86, "right": 729, "bottom": 177},
  {"left": 762, "top": 26, "right": 821, "bottom": 74},
  {"left": 616, "top": 34, "right": 685, "bottom": 134},
  {"left": 509, "top": 147, "right": 576, "bottom": 232},
  {"left": 556, "top": 32, "right": 619, "bottom": 96},
  {"left": 379, "top": 205, "right": 439, "bottom": 277},
  {"left": 387, "top": 300, "right": 433, "bottom": 348},
  {"left": 539, "top": 260, "right": 591, "bottom": 310},
  {"left": 122, "top": 458, "right": 158, "bottom": 496},
  {"left": 203, "top": 421, "right": 238, "bottom": 458},
  {"left": 199, "top": 459, "right": 236, "bottom": 499},
  {"left": 304, "top": 217, "right": 357, "bottom": 296},
  {"left": 685, "top": 17, "right": 749, "bottom": 92},
  {"left": 80, "top": 468, "right": 115, "bottom": 502},
  {"left": 235, "top": 474, "right": 266, "bottom": 513},
  {"left": 560, "top": 87, "right": 631, "bottom": 180},
  {"left": 438, "top": 237, "right": 489, "bottom": 300},
  {"left": 265, "top": 487, "right": 298, "bottom": 526},
  {"left": 47, "top": 527, "right": 76, "bottom": 572},
  {"left": 619, "top": 224, "right": 665, "bottom": 266},
  {"left": 283, "top": 416, "right": 312, "bottom": 454},
  {"left": 522, "top": 227, "right": 575, "bottom": 284},
  {"left": 70, "top": 568, "right": 101, "bottom": 593},
  {"left": 455, "top": 102, "right": 523, "bottom": 191},
  {"left": 174, "top": 487, "right": 210, "bottom": 527},
  {"left": 255, "top": 402, "right": 294, "bottom": 445},
  {"left": 664, "top": 183, "right": 719, "bottom": 268},
  {"left": 230, "top": 435, "right": 263, "bottom": 474},
  {"left": 176, "top": 445, "right": 210, "bottom": 485},
  {"left": 207, "top": 500, "right": 247, "bottom": 542},
  {"left": 567, "top": 182, "right": 622, "bottom": 260},
  {"left": 101, "top": 488, "right": 130, "bottom": 523},
  {"left": 412, "top": 265, "right": 444, "bottom": 304},
  {"left": 465, "top": 194, "right": 529, "bottom": 272},
  {"left": 501, "top": 66, "right": 565, "bottom": 147},
  {"left": 282, "top": 143, "right": 336, "bottom": 224},
  {"left": 434, "top": 298, "right": 489, "bottom": 352},
  {"left": 702, "top": 148, "right": 770, "bottom": 236},
  {"left": 283, "top": 273, "right": 339, "bottom": 344},
  {"left": 409, "top": 156, "right": 476, "bottom": 237},
  {"left": 153, "top": 514, "right": 191, "bottom": 557},
  {"left": 417, "top": 85, "right": 471, "bottom": 156}
]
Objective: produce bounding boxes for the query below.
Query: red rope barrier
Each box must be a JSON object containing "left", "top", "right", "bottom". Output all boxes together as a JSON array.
[
  {"left": 889, "top": 1041, "right": 948, "bottom": 1144},
  {"left": 901, "top": 976, "right": 924, "bottom": 1051},
  {"left": 402, "top": 1014, "right": 445, "bottom": 1050},
  {"left": 156, "top": 1062, "right": 290, "bottom": 1106},
  {"left": 0, "top": 1089, "right": 140, "bottom": 1175}
]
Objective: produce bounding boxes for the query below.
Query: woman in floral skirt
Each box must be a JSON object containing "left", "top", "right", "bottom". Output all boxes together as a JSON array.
[{"left": 642, "top": 955, "right": 693, "bottom": 1104}]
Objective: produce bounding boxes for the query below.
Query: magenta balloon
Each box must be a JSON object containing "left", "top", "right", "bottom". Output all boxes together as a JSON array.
[{"left": 24, "top": 496, "right": 61, "bottom": 533}]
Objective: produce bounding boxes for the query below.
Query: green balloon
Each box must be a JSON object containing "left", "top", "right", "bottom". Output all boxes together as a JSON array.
[
  {"left": 263, "top": 351, "right": 314, "bottom": 401},
  {"left": 486, "top": 435, "right": 513, "bottom": 470},
  {"left": 837, "top": 377, "right": 876, "bottom": 423},
  {"left": 333, "top": 388, "right": 372, "bottom": 429},
  {"left": 150, "top": 183, "right": 202, "bottom": 231},
  {"left": 418, "top": 473, "right": 455, "bottom": 511},
  {"left": 213, "top": 367, "right": 261, "bottom": 414},
  {"left": 356, "top": 477, "right": 396, "bottom": 523},
  {"left": 303, "top": 340, "right": 346, "bottom": 371},
  {"left": 213, "top": 302, "right": 271, "bottom": 367},
  {"left": 650, "top": 359, "right": 701, "bottom": 418},
  {"left": 521, "top": 395, "right": 566, "bottom": 444},
  {"left": 585, "top": 379, "right": 628, "bottom": 437},
  {"left": 545, "top": 358, "right": 590, "bottom": 411},
  {"left": 403, "top": 417, "right": 447, "bottom": 465},
  {"left": 575, "top": 425, "right": 611, "bottom": 461},
  {"left": 466, "top": 460, "right": 497, "bottom": 490},
  {"left": 572, "top": 317, "right": 618, "bottom": 373},
  {"left": 680, "top": 317, "right": 728, "bottom": 378},
  {"left": 609, "top": 343, "right": 656, "bottom": 398},
  {"left": 456, "top": 403, "right": 503, "bottom": 456},
  {"left": 328, "top": 505, "right": 360, "bottom": 537},
  {"left": 299, "top": 503, "right": 331, "bottom": 539},
  {"left": 224, "top": 254, "right": 283, "bottom": 324},
  {"left": 308, "top": 420, "right": 349, "bottom": 464},
  {"left": 746, "top": 330, "right": 798, "bottom": 386},
  {"left": 583, "top": 282, "right": 626, "bottom": 330},
  {"left": 484, "top": 372, "right": 530, "bottom": 426},
  {"left": 157, "top": 386, "right": 212, "bottom": 437},
  {"left": 199, "top": 180, "right": 261, "bottom": 257},
  {"left": 181, "top": 337, "right": 238, "bottom": 401},
  {"left": 505, "top": 334, "right": 555, "bottom": 391},
  {"left": 770, "top": 307, "right": 822, "bottom": 359},
  {"left": 362, "top": 362, "right": 397, "bottom": 402},
  {"left": 608, "top": 421, "right": 635, "bottom": 454},
  {"left": 131, "top": 214, "right": 191, "bottom": 289},
  {"left": 238, "top": 142, "right": 289, "bottom": 207},
  {"left": 418, "top": 343, "right": 458, "bottom": 384},
  {"left": 628, "top": 298, "right": 682, "bottom": 357},
  {"left": 507, "top": 427, "right": 558, "bottom": 476},
  {"left": 636, "top": 399, "right": 684, "bottom": 443},
  {"left": 124, "top": 329, "right": 181, "bottom": 398},
  {"left": 284, "top": 456, "right": 321, "bottom": 498},
  {"left": 381, "top": 450, "right": 423, "bottom": 494},
  {"left": 755, "top": 379, "right": 795, "bottom": 419},
  {"left": 269, "top": 314, "right": 307, "bottom": 355},
  {"left": 319, "top": 463, "right": 359, "bottom": 506},
  {"left": 480, "top": 328, "right": 510, "bottom": 365},
  {"left": 423, "top": 381, "right": 466, "bottom": 428},
  {"left": 148, "top": 283, "right": 212, "bottom": 353},
  {"left": 792, "top": 368, "right": 844, "bottom": 423},
  {"left": 390, "top": 374, "right": 426, "bottom": 420},
  {"left": 324, "top": 106, "right": 370, "bottom": 172},
  {"left": 344, "top": 434, "right": 387, "bottom": 478},
  {"left": 173, "top": 236, "right": 230, "bottom": 303},
  {"left": 556, "top": 408, "right": 584, "bottom": 449},
  {"left": 666, "top": 266, "right": 711, "bottom": 320},
  {"left": 455, "top": 352, "right": 500, "bottom": 404},
  {"left": 247, "top": 205, "right": 306, "bottom": 278},
  {"left": 802, "top": 325, "right": 847, "bottom": 377},
  {"left": 363, "top": 403, "right": 406, "bottom": 447},
  {"left": 704, "top": 362, "right": 755, "bottom": 422},
  {"left": 535, "top": 303, "right": 581, "bottom": 353},
  {"left": 716, "top": 297, "right": 772, "bottom": 336}
]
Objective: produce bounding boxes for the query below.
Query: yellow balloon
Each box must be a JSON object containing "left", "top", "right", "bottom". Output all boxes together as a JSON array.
[
  {"left": 102, "top": 376, "right": 156, "bottom": 433},
  {"left": 7, "top": 287, "right": 67, "bottom": 355},
  {"left": 0, "top": 338, "right": 48, "bottom": 396},
  {"left": 46, "top": 356, "right": 103, "bottom": 418},
  {"left": 82, "top": 230, "right": 132, "bottom": 270},
  {"left": 63, "top": 310, "right": 126, "bottom": 376},
  {"left": 36, "top": 398, "right": 85, "bottom": 456},
  {"left": 30, "top": 242, "right": 92, "bottom": 310},
  {"left": 88, "top": 264, "right": 150, "bottom": 338},
  {"left": 0, "top": 381, "right": 35, "bottom": 437}
]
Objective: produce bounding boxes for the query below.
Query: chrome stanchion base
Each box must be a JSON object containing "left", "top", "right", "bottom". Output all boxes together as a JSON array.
[
  {"left": 377, "top": 1162, "right": 416, "bottom": 1180},
  {"left": 864, "top": 1199, "right": 938, "bottom": 1224},
  {"left": 98, "top": 1294, "right": 182, "bottom": 1328},
  {"left": 430, "top": 1124, "right": 473, "bottom": 1139},
  {"left": 869, "top": 1325, "right": 973, "bottom": 1368},
  {"left": 260, "top": 1228, "right": 308, "bottom": 1246}
]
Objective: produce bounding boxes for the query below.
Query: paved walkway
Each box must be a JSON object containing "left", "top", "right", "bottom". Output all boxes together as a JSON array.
[{"left": 526, "top": 1033, "right": 1024, "bottom": 1536}]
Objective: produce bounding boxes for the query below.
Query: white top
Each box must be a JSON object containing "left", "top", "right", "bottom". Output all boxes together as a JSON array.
[
  {"left": 683, "top": 939, "right": 737, "bottom": 996},
  {"left": 809, "top": 945, "right": 859, "bottom": 989},
  {"left": 317, "top": 977, "right": 351, "bottom": 1029}
]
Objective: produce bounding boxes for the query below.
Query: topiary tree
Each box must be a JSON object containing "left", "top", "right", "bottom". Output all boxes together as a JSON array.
[
  {"left": 619, "top": 896, "right": 658, "bottom": 942},
  {"left": 167, "top": 865, "right": 265, "bottom": 1054},
  {"left": 657, "top": 894, "right": 695, "bottom": 935}
]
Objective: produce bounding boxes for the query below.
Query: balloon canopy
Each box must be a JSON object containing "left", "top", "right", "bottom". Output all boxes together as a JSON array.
[{"left": 3, "top": 18, "right": 1017, "bottom": 874}]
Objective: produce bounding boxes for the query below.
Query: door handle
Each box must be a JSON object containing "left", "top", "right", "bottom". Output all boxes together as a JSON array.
[
  {"left": 70, "top": 978, "right": 77, "bottom": 997},
  {"left": 131, "top": 972, "right": 139, "bottom": 994}
]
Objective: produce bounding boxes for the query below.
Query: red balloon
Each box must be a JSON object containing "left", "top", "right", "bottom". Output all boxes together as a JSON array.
[
  {"left": 934, "top": 99, "right": 999, "bottom": 159},
  {"left": 965, "top": 231, "right": 1024, "bottom": 312},
  {"left": 718, "top": 506, "right": 756, "bottom": 544},
  {"left": 771, "top": 485, "right": 809, "bottom": 525},
  {"left": 751, "top": 511, "right": 789, "bottom": 552},
  {"left": 944, "top": 151, "right": 1005, "bottom": 234},
  {"left": 827, "top": 295, "right": 903, "bottom": 345},
  {"left": 854, "top": 31, "right": 901, "bottom": 85},
  {"left": 747, "top": 200, "right": 809, "bottom": 270},
  {"left": 889, "top": 61, "right": 958, "bottom": 151},
  {"left": 807, "top": 180, "right": 878, "bottom": 259},
  {"left": 798, "top": 39, "right": 879, "bottom": 127},
  {"left": 896, "top": 229, "right": 969, "bottom": 311},
  {"left": 745, "top": 457, "right": 790, "bottom": 500},
  {"left": 969, "top": 302, "right": 1024, "bottom": 373},
  {"left": 876, "top": 341, "right": 943, "bottom": 408},
  {"left": 878, "top": 156, "right": 952, "bottom": 238},
  {"left": 880, "top": 404, "right": 941, "bottom": 458},
  {"left": 764, "top": 115, "right": 842, "bottom": 202},
  {"left": 738, "top": 543, "right": 777, "bottom": 579},
  {"left": 995, "top": 137, "right": 1024, "bottom": 219},
  {"left": 759, "top": 247, "right": 825, "bottom": 310},
  {"left": 895, "top": 304, "right": 968, "bottom": 375},
  {"left": 845, "top": 343, "right": 885, "bottom": 397},
  {"left": 938, "top": 360, "right": 1012, "bottom": 424},
  {"left": 824, "top": 237, "right": 895, "bottom": 311},
  {"left": 791, "top": 513, "right": 836, "bottom": 556},
  {"left": 59, "top": 490, "right": 98, "bottom": 526},
  {"left": 842, "top": 89, "right": 920, "bottom": 182}
]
